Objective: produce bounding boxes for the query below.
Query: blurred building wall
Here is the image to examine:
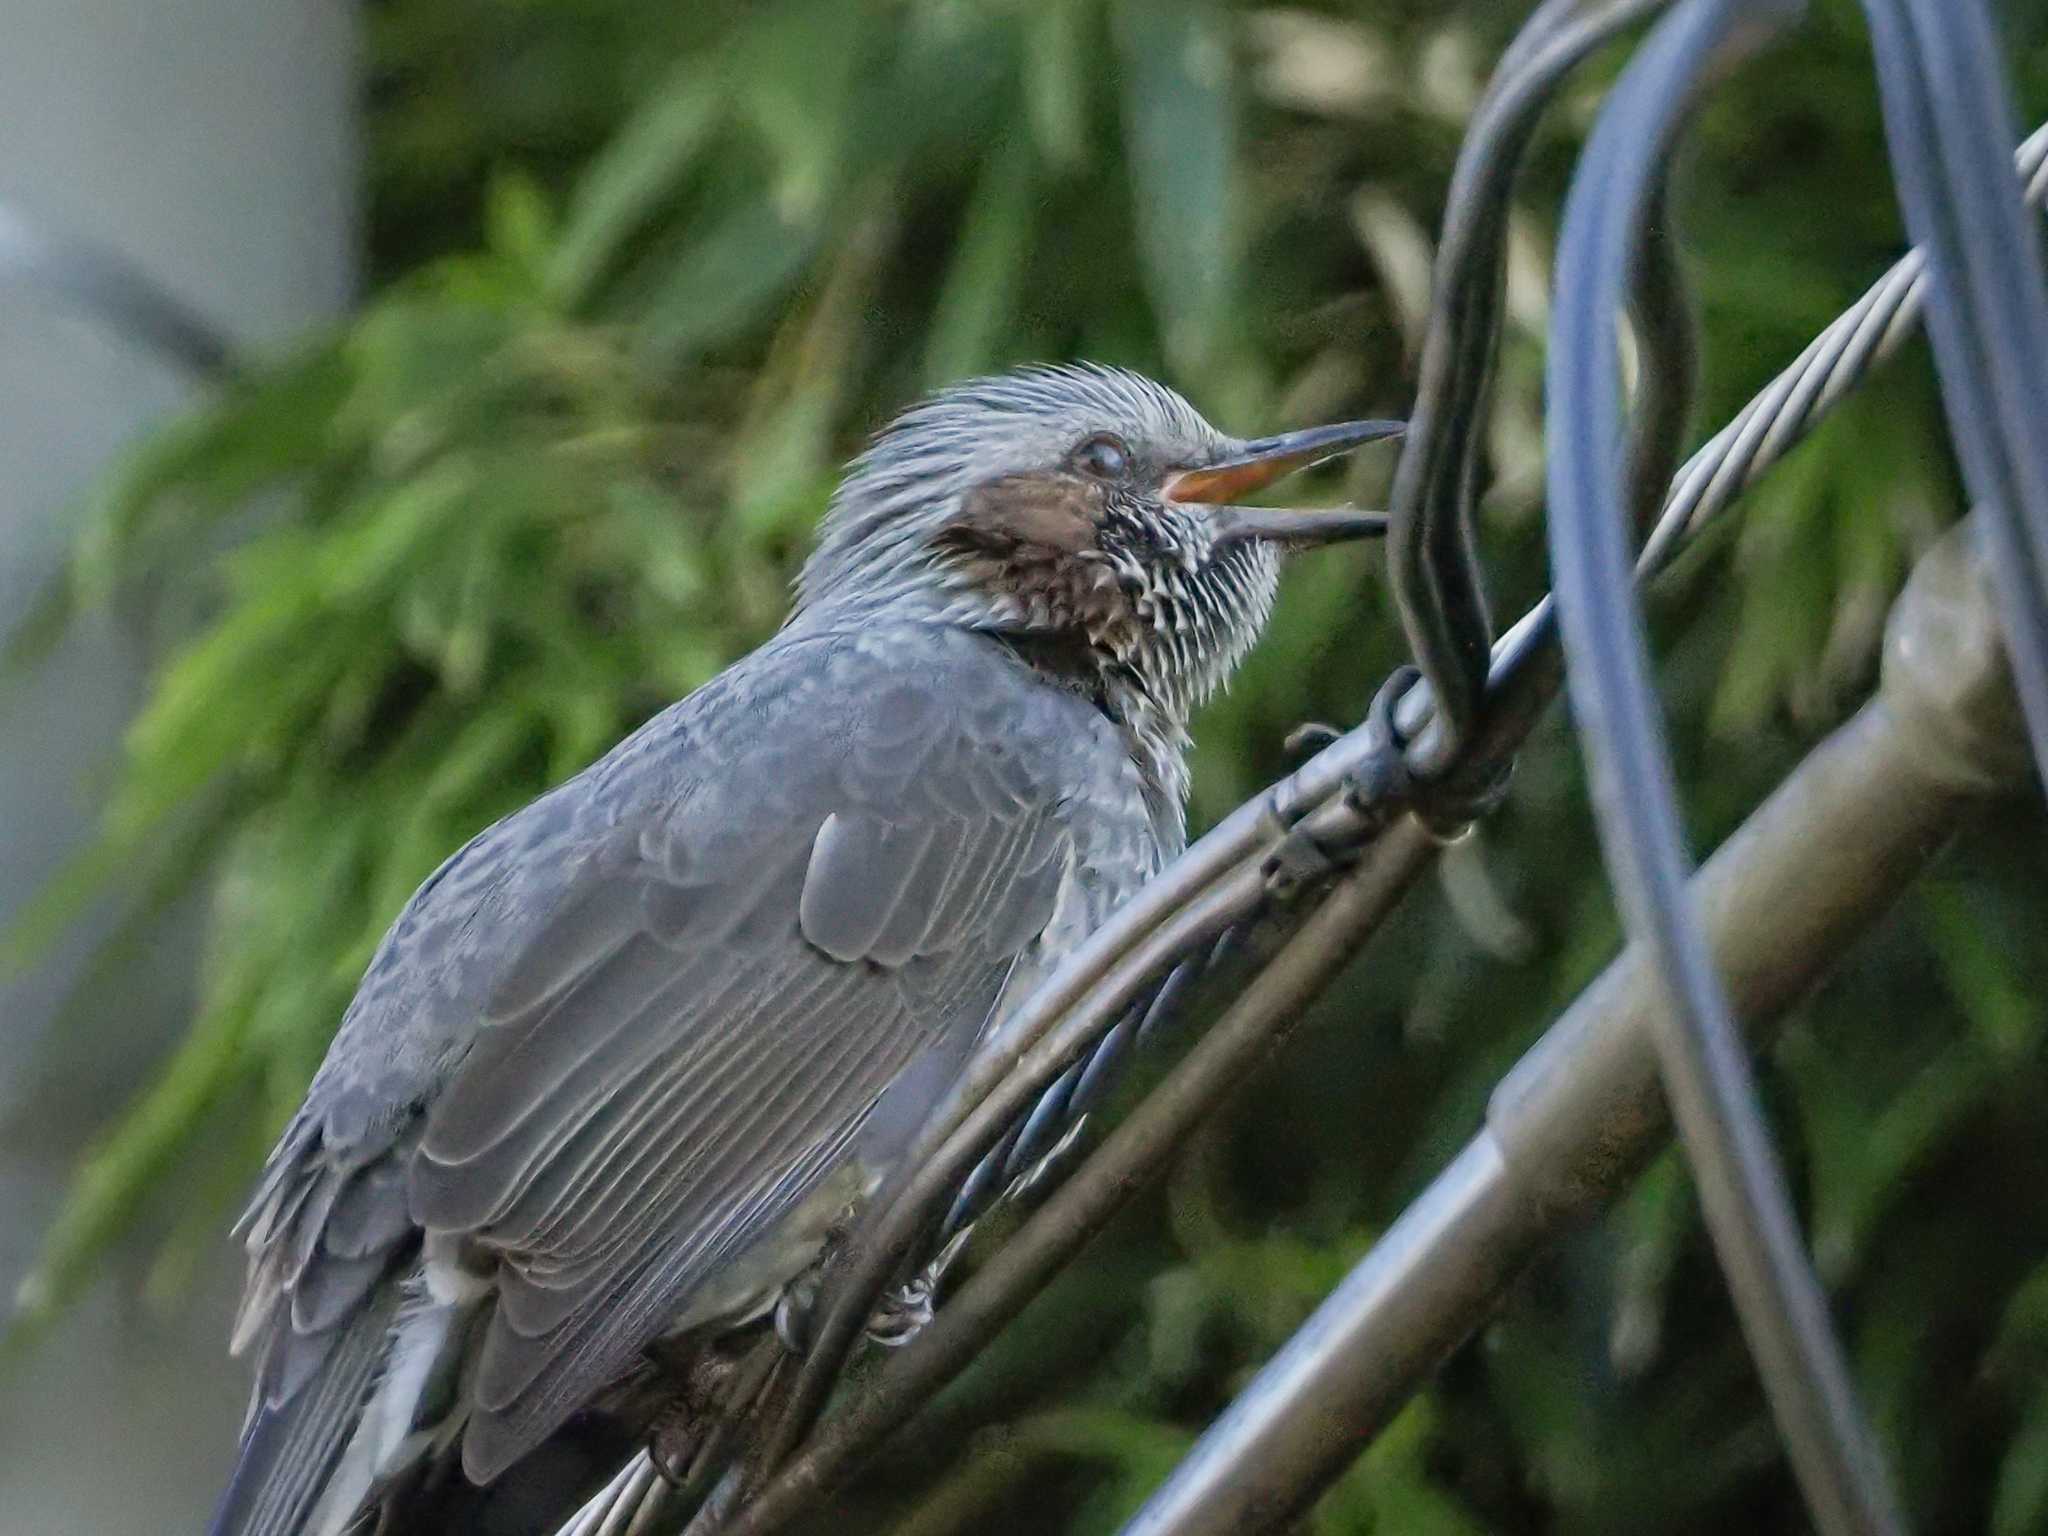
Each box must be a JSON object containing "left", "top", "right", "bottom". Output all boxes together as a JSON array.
[{"left": 0, "top": 2, "right": 355, "bottom": 1527}]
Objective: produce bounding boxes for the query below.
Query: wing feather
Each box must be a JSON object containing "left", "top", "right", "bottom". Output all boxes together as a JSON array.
[
  {"left": 408, "top": 636, "right": 1116, "bottom": 1481},
  {"left": 222, "top": 626, "right": 1151, "bottom": 1518},
  {"left": 799, "top": 813, "right": 938, "bottom": 961}
]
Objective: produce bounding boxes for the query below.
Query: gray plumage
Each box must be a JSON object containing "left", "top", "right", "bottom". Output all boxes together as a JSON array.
[{"left": 209, "top": 364, "right": 1393, "bottom": 1536}]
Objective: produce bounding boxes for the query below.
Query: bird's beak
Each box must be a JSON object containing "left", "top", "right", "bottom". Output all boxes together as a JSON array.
[{"left": 1161, "top": 419, "right": 1404, "bottom": 548}]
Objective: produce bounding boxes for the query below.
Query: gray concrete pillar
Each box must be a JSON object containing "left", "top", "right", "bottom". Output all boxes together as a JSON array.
[{"left": 0, "top": 2, "right": 355, "bottom": 1527}]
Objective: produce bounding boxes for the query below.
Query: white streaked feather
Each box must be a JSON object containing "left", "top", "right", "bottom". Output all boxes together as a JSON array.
[{"left": 304, "top": 1288, "right": 466, "bottom": 1536}]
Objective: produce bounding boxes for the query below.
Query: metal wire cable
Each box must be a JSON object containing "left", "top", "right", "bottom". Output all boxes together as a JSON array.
[
  {"left": 697, "top": 97, "right": 2048, "bottom": 1536},
  {"left": 557, "top": 48, "right": 2048, "bottom": 1536},
  {"left": 705, "top": 113, "right": 2048, "bottom": 1536},
  {"left": 1544, "top": 2, "right": 1906, "bottom": 1533},
  {"left": 1856, "top": 0, "right": 2048, "bottom": 778},
  {"left": 710, "top": 101, "right": 2048, "bottom": 1536},
  {"left": 1112, "top": 515, "right": 2024, "bottom": 1536},
  {"left": 1399, "top": 114, "right": 2048, "bottom": 750}
]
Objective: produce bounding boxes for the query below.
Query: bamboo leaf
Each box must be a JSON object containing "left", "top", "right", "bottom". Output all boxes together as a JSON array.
[
  {"left": 632, "top": 195, "right": 819, "bottom": 362},
  {"left": 1112, "top": 0, "right": 1237, "bottom": 374},
  {"left": 923, "top": 133, "right": 1038, "bottom": 387},
  {"left": 548, "top": 71, "right": 723, "bottom": 308}
]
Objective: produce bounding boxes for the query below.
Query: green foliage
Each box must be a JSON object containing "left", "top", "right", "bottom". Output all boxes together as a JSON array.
[{"left": 12, "top": 0, "right": 2048, "bottom": 1531}]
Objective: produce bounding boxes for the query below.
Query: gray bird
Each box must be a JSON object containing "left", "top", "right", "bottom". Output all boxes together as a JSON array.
[{"left": 207, "top": 364, "right": 1399, "bottom": 1536}]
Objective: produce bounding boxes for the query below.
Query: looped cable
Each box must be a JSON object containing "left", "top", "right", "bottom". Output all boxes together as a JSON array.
[
  {"left": 1386, "top": 0, "right": 1667, "bottom": 777},
  {"left": 1857, "top": 0, "right": 2048, "bottom": 783},
  {"left": 1544, "top": 3, "right": 1907, "bottom": 1533}
]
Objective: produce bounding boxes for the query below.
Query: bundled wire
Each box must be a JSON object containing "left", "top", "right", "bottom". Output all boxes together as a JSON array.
[
  {"left": 696, "top": 100, "right": 2048, "bottom": 1536},
  {"left": 1386, "top": 0, "right": 1667, "bottom": 774}
]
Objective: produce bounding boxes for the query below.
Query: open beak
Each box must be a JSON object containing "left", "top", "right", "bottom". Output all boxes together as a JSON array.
[{"left": 1161, "top": 418, "right": 1404, "bottom": 548}]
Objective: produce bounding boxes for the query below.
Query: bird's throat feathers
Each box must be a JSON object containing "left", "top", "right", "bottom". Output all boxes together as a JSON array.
[{"left": 793, "top": 467, "right": 1279, "bottom": 811}]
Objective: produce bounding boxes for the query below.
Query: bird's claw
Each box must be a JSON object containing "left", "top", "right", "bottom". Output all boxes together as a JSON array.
[
  {"left": 1282, "top": 720, "right": 1343, "bottom": 761},
  {"left": 1345, "top": 665, "right": 1424, "bottom": 809},
  {"left": 1261, "top": 666, "right": 1514, "bottom": 898},
  {"left": 1261, "top": 669, "right": 1420, "bottom": 899},
  {"left": 1343, "top": 665, "right": 1513, "bottom": 839}
]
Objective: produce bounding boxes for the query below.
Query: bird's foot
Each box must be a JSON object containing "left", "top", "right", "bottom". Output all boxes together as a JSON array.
[
  {"left": 1340, "top": 665, "right": 1513, "bottom": 838},
  {"left": 866, "top": 1224, "right": 973, "bottom": 1348},
  {"left": 1263, "top": 668, "right": 1423, "bottom": 898},
  {"left": 867, "top": 1276, "right": 936, "bottom": 1347},
  {"left": 1265, "top": 668, "right": 1514, "bottom": 899}
]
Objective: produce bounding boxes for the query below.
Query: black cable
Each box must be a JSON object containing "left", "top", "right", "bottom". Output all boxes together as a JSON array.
[
  {"left": 1543, "top": 2, "right": 1907, "bottom": 1534},
  {"left": 1857, "top": 0, "right": 2048, "bottom": 779},
  {"left": 1387, "top": 0, "right": 1667, "bottom": 776}
]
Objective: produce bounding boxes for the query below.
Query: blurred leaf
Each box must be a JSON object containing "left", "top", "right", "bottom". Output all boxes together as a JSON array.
[
  {"left": 923, "top": 134, "right": 1039, "bottom": 386},
  {"left": 1112, "top": 0, "right": 1238, "bottom": 375},
  {"left": 726, "top": 0, "right": 869, "bottom": 222},
  {"left": 633, "top": 194, "right": 820, "bottom": 361},
  {"left": 547, "top": 70, "right": 722, "bottom": 307},
  {"left": 1993, "top": 1399, "right": 2048, "bottom": 1536},
  {"left": 1014, "top": 1406, "right": 1196, "bottom": 1531},
  {"left": 1023, "top": 0, "right": 1096, "bottom": 170},
  {"left": 70, "top": 343, "right": 351, "bottom": 601},
  {"left": 1920, "top": 881, "right": 2040, "bottom": 1061},
  {"left": 1317, "top": 1396, "right": 1490, "bottom": 1536},
  {"left": 1987, "top": 1263, "right": 2048, "bottom": 1386},
  {"left": 484, "top": 167, "right": 558, "bottom": 292},
  {"left": 8, "top": 997, "right": 253, "bottom": 1343}
]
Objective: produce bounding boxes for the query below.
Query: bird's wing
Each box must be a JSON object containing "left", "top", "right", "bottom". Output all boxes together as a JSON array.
[
  {"left": 225, "top": 627, "right": 1130, "bottom": 1515},
  {"left": 416, "top": 634, "right": 1094, "bottom": 1478}
]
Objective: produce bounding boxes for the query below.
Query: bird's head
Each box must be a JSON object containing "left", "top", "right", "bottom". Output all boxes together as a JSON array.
[{"left": 794, "top": 364, "right": 1400, "bottom": 726}]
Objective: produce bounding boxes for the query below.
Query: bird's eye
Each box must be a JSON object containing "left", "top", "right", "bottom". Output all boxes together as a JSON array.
[{"left": 1071, "top": 433, "right": 1133, "bottom": 480}]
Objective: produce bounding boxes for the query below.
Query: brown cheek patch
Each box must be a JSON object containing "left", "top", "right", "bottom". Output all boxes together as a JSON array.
[
  {"left": 947, "top": 472, "right": 1103, "bottom": 558},
  {"left": 940, "top": 472, "right": 1136, "bottom": 649}
]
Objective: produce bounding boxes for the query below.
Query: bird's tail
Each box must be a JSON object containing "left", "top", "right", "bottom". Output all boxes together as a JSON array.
[{"left": 207, "top": 1284, "right": 402, "bottom": 1536}]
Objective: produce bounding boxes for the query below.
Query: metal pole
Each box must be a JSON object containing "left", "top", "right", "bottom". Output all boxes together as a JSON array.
[{"left": 1119, "top": 515, "right": 2029, "bottom": 1536}]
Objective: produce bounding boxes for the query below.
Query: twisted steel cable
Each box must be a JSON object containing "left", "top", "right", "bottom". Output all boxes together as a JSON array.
[
  {"left": 680, "top": 100, "right": 2048, "bottom": 1536},
  {"left": 1658, "top": 122, "right": 2048, "bottom": 565},
  {"left": 689, "top": 103, "right": 2048, "bottom": 1536},
  {"left": 1442, "top": 114, "right": 2048, "bottom": 729}
]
